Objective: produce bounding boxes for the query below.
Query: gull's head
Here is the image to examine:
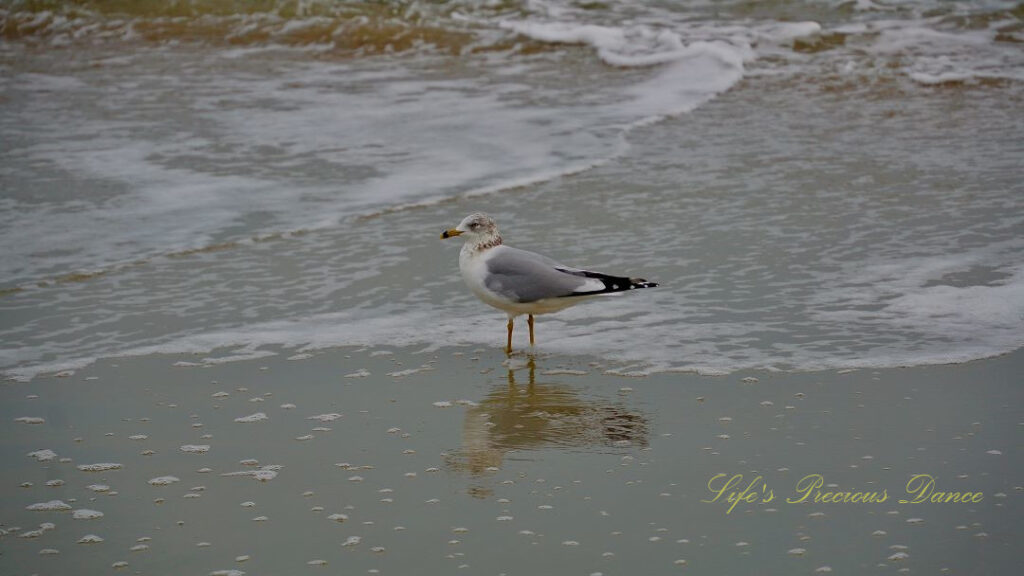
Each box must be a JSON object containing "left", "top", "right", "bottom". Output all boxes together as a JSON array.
[{"left": 441, "top": 213, "right": 501, "bottom": 247}]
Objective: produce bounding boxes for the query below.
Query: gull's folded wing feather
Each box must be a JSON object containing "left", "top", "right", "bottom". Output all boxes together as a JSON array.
[{"left": 483, "top": 246, "right": 597, "bottom": 303}]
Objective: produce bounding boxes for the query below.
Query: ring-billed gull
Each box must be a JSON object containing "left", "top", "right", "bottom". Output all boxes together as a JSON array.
[{"left": 441, "top": 213, "right": 658, "bottom": 353}]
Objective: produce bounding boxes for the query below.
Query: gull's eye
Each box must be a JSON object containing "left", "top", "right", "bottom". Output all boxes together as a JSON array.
[{"left": 468, "top": 222, "right": 480, "bottom": 230}]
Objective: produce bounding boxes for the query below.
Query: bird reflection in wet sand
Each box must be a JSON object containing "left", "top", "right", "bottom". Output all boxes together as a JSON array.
[{"left": 447, "top": 358, "right": 649, "bottom": 485}]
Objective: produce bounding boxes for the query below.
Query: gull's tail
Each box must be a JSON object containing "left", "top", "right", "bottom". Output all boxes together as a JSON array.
[{"left": 562, "top": 269, "right": 659, "bottom": 297}]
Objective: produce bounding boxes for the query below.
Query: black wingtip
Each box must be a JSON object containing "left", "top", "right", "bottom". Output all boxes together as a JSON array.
[{"left": 557, "top": 272, "right": 659, "bottom": 298}]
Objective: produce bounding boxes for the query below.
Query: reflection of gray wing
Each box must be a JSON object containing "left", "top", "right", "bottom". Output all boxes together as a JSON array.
[{"left": 484, "top": 246, "right": 588, "bottom": 303}]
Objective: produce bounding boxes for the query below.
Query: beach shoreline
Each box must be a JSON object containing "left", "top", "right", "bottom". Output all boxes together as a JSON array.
[
  {"left": 3, "top": 343, "right": 1019, "bottom": 574},
  {"left": 2, "top": 2, "right": 1022, "bottom": 574}
]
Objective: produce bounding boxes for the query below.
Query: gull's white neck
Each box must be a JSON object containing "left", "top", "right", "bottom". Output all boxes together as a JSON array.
[{"left": 463, "top": 233, "right": 503, "bottom": 255}]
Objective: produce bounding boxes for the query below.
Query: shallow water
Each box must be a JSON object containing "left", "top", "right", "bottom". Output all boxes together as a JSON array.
[
  {"left": 1, "top": 347, "right": 1020, "bottom": 574},
  {"left": 2, "top": 0, "right": 1023, "bottom": 379}
]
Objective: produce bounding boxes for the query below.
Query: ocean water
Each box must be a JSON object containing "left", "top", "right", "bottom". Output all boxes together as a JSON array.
[{"left": 2, "top": 0, "right": 1023, "bottom": 379}]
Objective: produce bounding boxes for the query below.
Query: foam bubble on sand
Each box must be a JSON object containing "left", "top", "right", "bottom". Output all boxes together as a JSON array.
[
  {"left": 28, "top": 449, "right": 58, "bottom": 462},
  {"left": 147, "top": 476, "right": 180, "bottom": 486},
  {"left": 234, "top": 412, "right": 267, "bottom": 423},
  {"left": 387, "top": 365, "right": 433, "bottom": 377},
  {"left": 73, "top": 509, "right": 104, "bottom": 520},
  {"left": 14, "top": 416, "right": 45, "bottom": 424},
  {"left": 222, "top": 466, "right": 280, "bottom": 482},
  {"left": 181, "top": 445, "right": 211, "bottom": 454},
  {"left": 344, "top": 368, "right": 371, "bottom": 378},
  {"left": 26, "top": 500, "right": 72, "bottom": 511},
  {"left": 18, "top": 520, "right": 54, "bottom": 537},
  {"left": 78, "top": 463, "right": 123, "bottom": 472},
  {"left": 307, "top": 413, "right": 342, "bottom": 422},
  {"left": 78, "top": 534, "right": 104, "bottom": 544}
]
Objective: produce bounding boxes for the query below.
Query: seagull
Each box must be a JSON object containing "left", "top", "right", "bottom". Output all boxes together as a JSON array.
[{"left": 441, "top": 213, "right": 658, "bottom": 353}]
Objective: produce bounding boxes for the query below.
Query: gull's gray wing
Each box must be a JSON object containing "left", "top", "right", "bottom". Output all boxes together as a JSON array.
[{"left": 483, "top": 246, "right": 590, "bottom": 303}]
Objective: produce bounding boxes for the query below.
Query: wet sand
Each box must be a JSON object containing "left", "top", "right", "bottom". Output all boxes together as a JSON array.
[{"left": 2, "top": 346, "right": 1020, "bottom": 575}]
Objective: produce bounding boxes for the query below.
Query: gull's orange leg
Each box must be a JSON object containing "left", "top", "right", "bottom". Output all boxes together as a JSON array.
[
  {"left": 528, "top": 314, "right": 535, "bottom": 347},
  {"left": 506, "top": 317, "right": 514, "bottom": 355}
]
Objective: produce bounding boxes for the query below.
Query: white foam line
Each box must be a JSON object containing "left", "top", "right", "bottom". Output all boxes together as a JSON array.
[
  {"left": 1, "top": 309, "right": 463, "bottom": 382},
  {"left": 9, "top": 284, "right": 1021, "bottom": 382},
  {"left": 357, "top": 152, "right": 627, "bottom": 220},
  {"left": 355, "top": 37, "right": 746, "bottom": 219}
]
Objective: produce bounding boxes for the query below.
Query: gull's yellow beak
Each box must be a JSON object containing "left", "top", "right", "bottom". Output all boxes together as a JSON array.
[{"left": 441, "top": 228, "right": 463, "bottom": 239}]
